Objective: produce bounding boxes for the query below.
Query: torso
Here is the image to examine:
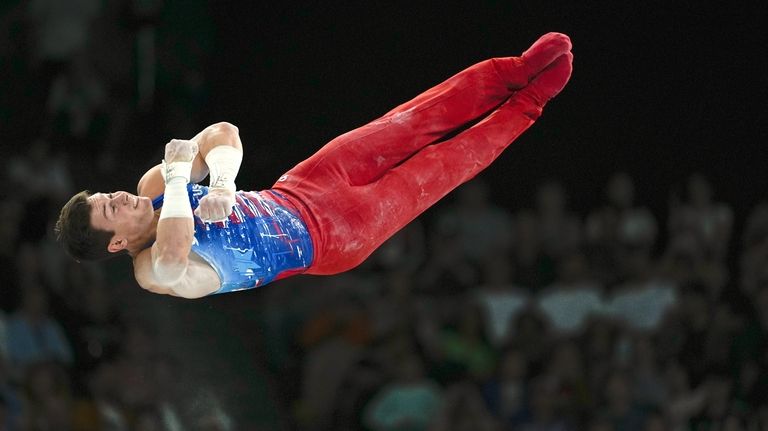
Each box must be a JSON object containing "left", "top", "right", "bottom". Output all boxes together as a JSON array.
[
  {"left": 186, "top": 185, "right": 313, "bottom": 291},
  {"left": 132, "top": 166, "right": 313, "bottom": 297}
]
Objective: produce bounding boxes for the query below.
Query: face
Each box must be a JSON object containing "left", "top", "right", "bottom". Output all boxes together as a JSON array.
[{"left": 88, "top": 191, "right": 155, "bottom": 252}]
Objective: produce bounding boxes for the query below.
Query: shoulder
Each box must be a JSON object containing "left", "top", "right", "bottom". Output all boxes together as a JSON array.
[{"left": 137, "top": 164, "right": 164, "bottom": 198}]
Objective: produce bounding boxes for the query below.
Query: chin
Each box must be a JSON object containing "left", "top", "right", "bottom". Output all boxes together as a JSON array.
[{"left": 141, "top": 200, "right": 155, "bottom": 219}]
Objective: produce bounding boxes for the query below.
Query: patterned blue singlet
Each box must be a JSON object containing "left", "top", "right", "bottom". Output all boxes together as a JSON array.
[{"left": 151, "top": 184, "right": 314, "bottom": 294}]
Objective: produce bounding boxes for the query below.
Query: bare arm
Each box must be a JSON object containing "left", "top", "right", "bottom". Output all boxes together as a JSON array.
[
  {"left": 134, "top": 249, "right": 221, "bottom": 298},
  {"left": 133, "top": 122, "right": 243, "bottom": 297},
  {"left": 189, "top": 121, "right": 243, "bottom": 183},
  {"left": 145, "top": 139, "right": 198, "bottom": 287},
  {"left": 137, "top": 122, "right": 243, "bottom": 196}
]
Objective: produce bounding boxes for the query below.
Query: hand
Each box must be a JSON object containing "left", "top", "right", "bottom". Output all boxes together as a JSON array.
[
  {"left": 195, "top": 188, "right": 236, "bottom": 222},
  {"left": 164, "top": 139, "right": 199, "bottom": 163}
]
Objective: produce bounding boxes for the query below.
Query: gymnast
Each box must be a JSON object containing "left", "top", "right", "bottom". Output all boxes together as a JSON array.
[{"left": 55, "top": 32, "right": 573, "bottom": 298}]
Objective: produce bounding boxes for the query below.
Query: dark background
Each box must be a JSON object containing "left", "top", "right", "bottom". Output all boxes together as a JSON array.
[
  {"left": 2, "top": 1, "right": 768, "bottom": 430},
  {"left": 3, "top": 1, "right": 767, "bottom": 213},
  {"left": 203, "top": 2, "right": 768, "bottom": 216}
]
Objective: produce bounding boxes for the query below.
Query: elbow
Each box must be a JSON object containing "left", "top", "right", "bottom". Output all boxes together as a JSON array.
[
  {"left": 205, "top": 122, "right": 242, "bottom": 151},
  {"left": 211, "top": 121, "right": 239, "bottom": 137},
  {"left": 171, "top": 286, "right": 211, "bottom": 300},
  {"left": 152, "top": 253, "right": 189, "bottom": 285}
]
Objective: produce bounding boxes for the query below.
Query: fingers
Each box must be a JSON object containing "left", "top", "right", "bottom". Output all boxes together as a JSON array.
[
  {"left": 514, "top": 52, "right": 573, "bottom": 108},
  {"left": 194, "top": 194, "right": 235, "bottom": 222},
  {"left": 194, "top": 208, "right": 229, "bottom": 222},
  {"left": 194, "top": 205, "right": 229, "bottom": 222},
  {"left": 521, "top": 32, "right": 572, "bottom": 78}
]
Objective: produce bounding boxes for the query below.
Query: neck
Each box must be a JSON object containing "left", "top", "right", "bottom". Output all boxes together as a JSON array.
[{"left": 128, "top": 214, "right": 160, "bottom": 257}]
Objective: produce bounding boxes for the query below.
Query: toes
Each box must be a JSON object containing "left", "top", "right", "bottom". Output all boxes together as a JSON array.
[
  {"left": 521, "top": 32, "right": 572, "bottom": 78},
  {"left": 517, "top": 52, "right": 573, "bottom": 107},
  {"left": 491, "top": 32, "right": 572, "bottom": 90}
]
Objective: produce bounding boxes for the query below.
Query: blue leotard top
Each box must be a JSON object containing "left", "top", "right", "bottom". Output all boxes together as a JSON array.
[{"left": 151, "top": 184, "right": 314, "bottom": 294}]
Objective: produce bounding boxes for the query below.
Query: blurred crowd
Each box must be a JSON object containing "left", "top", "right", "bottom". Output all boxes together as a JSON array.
[
  {"left": 264, "top": 173, "right": 768, "bottom": 431},
  {"left": 0, "top": 1, "right": 230, "bottom": 430},
  {"left": 3, "top": 1, "right": 768, "bottom": 431}
]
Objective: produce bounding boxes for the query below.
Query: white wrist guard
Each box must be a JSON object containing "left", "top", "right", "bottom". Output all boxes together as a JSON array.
[
  {"left": 161, "top": 160, "right": 193, "bottom": 184},
  {"left": 205, "top": 146, "right": 242, "bottom": 192},
  {"left": 159, "top": 177, "right": 193, "bottom": 220}
]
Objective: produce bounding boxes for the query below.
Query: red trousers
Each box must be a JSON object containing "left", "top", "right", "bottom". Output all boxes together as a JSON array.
[{"left": 273, "top": 35, "right": 573, "bottom": 275}]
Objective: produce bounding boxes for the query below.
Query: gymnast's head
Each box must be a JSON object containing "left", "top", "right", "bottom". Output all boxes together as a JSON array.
[{"left": 56, "top": 190, "right": 155, "bottom": 261}]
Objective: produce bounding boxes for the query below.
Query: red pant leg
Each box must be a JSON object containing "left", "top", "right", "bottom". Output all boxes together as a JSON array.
[
  {"left": 279, "top": 53, "right": 573, "bottom": 275},
  {"left": 272, "top": 57, "right": 525, "bottom": 271},
  {"left": 278, "top": 56, "right": 531, "bottom": 191}
]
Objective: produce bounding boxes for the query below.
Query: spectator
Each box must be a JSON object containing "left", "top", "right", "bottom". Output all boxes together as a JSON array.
[
  {"left": 368, "top": 220, "right": 427, "bottom": 275},
  {"left": 662, "top": 360, "right": 709, "bottom": 431},
  {"left": 586, "top": 416, "right": 615, "bottom": 431},
  {"left": 85, "top": 362, "right": 129, "bottom": 431},
  {"left": 701, "top": 304, "right": 742, "bottom": 372},
  {"left": 641, "top": 409, "right": 669, "bottom": 431},
  {"left": 418, "top": 303, "right": 497, "bottom": 384},
  {"left": 59, "top": 264, "right": 125, "bottom": 395},
  {"left": 113, "top": 322, "right": 160, "bottom": 412},
  {"left": 582, "top": 318, "right": 619, "bottom": 397},
  {"left": 189, "top": 389, "right": 234, "bottom": 431},
  {"left": 601, "top": 370, "right": 646, "bottom": 431},
  {"left": 508, "top": 309, "right": 551, "bottom": 369},
  {"left": 6, "top": 285, "right": 74, "bottom": 380},
  {"left": 546, "top": 341, "right": 591, "bottom": 418},
  {"left": 5, "top": 140, "right": 73, "bottom": 245},
  {"left": 433, "top": 179, "right": 514, "bottom": 266},
  {"left": 733, "top": 358, "right": 768, "bottom": 415},
  {"left": 585, "top": 172, "right": 657, "bottom": 284},
  {"left": 688, "top": 373, "right": 736, "bottom": 430},
  {"left": 537, "top": 252, "right": 604, "bottom": 337},
  {"left": 294, "top": 282, "right": 371, "bottom": 429},
  {"left": 417, "top": 232, "right": 480, "bottom": 295},
  {"left": 21, "top": 361, "right": 73, "bottom": 430},
  {"left": 514, "top": 374, "right": 573, "bottom": 431},
  {"left": 475, "top": 254, "right": 530, "bottom": 347},
  {"left": 152, "top": 355, "right": 185, "bottom": 431},
  {"left": 428, "top": 382, "right": 500, "bottom": 431},
  {"left": 0, "top": 354, "right": 23, "bottom": 431},
  {"left": 133, "top": 404, "right": 164, "bottom": 431},
  {"left": 363, "top": 355, "right": 442, "bottom": 431},
  {"left": 482, "top": 347, "right": 529, "bottom": 423},
  {"left": 606, "top": 277, "right": 678, "bottom": 333},
  {"left": 25, "top": 0, "right": 101, "bottom": 135},
  {"left": 674, "top": 288, "right": 716, "bottom": 384},
  {"left": 658, "top": 232, "right": 705, "bottom": 286},
  {"left": 668, "top": 173, "right": 733, "bottom": 262},
  {"left": 45, "top": 54, "right": 107, "bottom": 141},
  {"left": 628, "top": 335, "right": 666, "bottom": 409}
]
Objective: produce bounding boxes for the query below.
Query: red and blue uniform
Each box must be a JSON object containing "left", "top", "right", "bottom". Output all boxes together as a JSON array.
[
  {"left": 152, "top": 184, "right": 313, "bottom": 293},
  {"left": 154, "top": 33, "right": 572, "bottom": 294}
]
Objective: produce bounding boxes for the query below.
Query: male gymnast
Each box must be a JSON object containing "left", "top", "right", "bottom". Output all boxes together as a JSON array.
[{"left": 55, "top": 32, "right": 573, "bottom": 298}]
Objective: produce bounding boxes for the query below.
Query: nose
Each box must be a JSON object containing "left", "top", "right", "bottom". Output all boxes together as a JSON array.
[{"left": 111, "top": 192, "right": 130, "bottom": 205}]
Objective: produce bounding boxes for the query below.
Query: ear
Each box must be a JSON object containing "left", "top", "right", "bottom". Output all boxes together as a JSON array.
[{"left": 108, "top": 237, "right": 128, "bottom": 253}]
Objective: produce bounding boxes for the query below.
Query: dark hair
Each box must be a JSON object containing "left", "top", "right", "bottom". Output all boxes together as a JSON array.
[{"left": 55, "top": 190, "right": 123, "bottom": 262}]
